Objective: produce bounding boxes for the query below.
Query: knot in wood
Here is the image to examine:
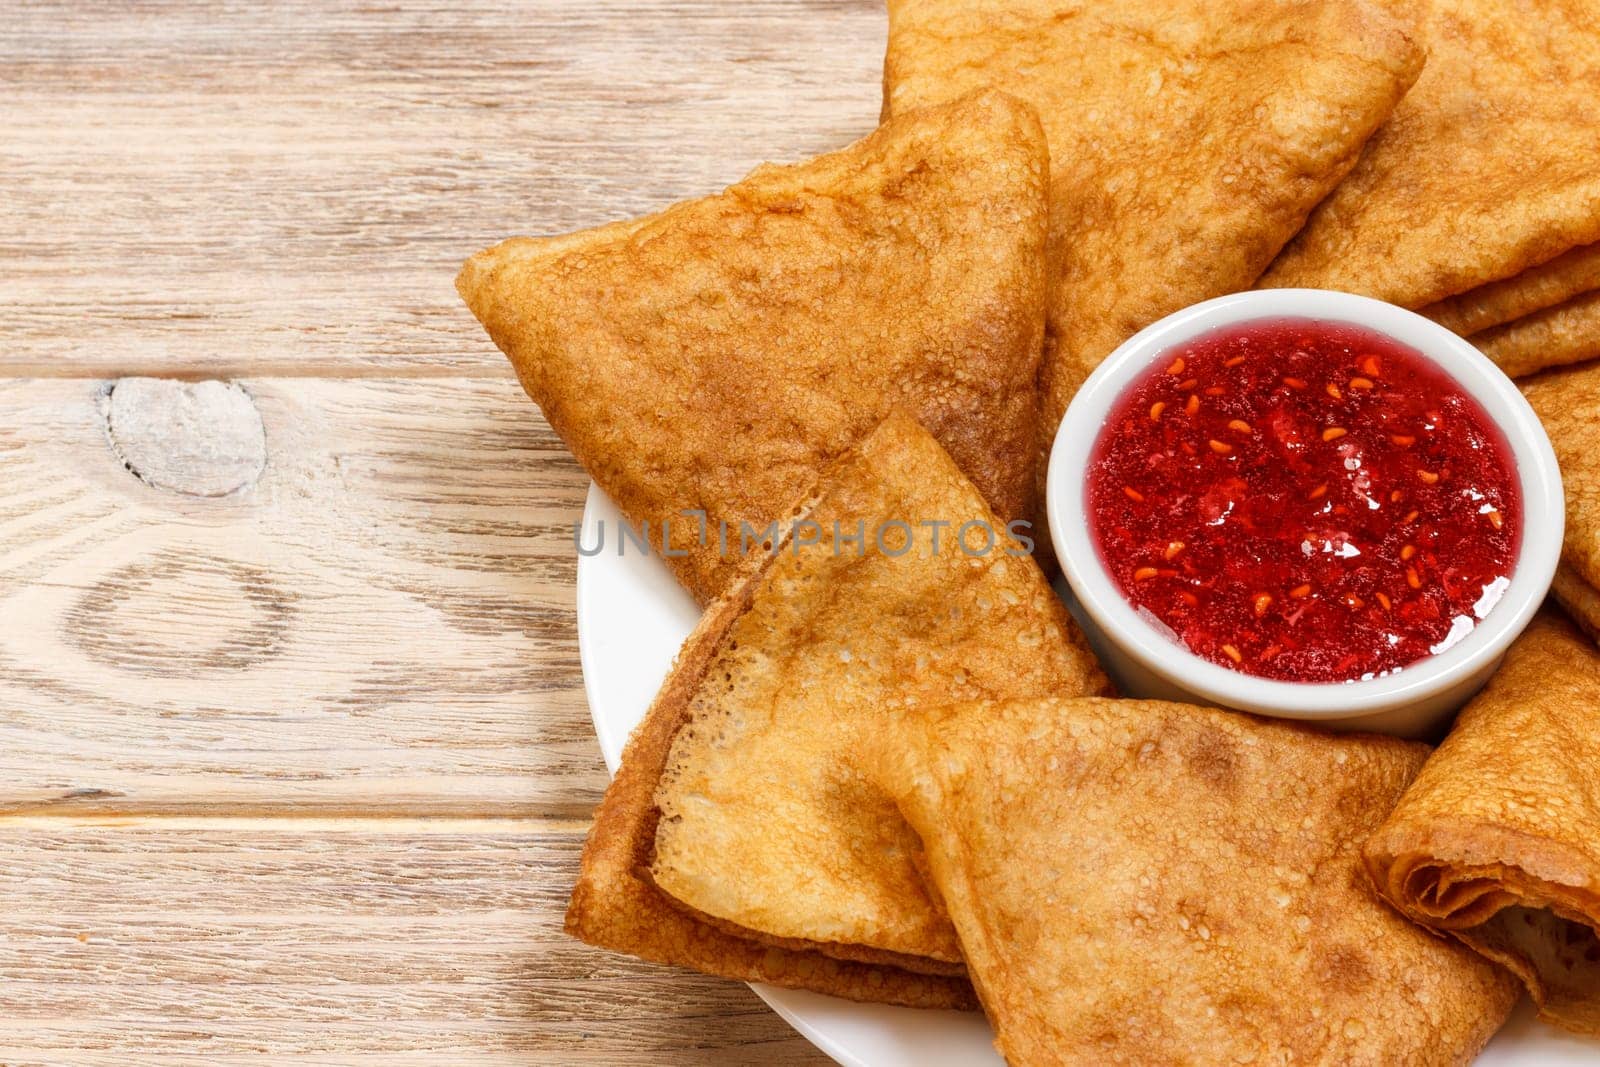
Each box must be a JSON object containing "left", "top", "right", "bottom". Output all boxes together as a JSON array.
[{"left": 104, "top": 378, "right": 267, "bottom": 496}]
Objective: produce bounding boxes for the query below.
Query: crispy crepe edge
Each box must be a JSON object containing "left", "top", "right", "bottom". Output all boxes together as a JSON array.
[
  {"left": 1422, "top": 242, "right": 1600, "bottom": 337},
  {"left": 1362, "top": 611, "right": 1600, "bottom": 1036},
  {"left": 1552, "top": 564, "right": 1600, "bottom": 647},
  {"left": 565, "top": 440, "right": 977, "bottom": 1009},
  {"left": 1470, "top": 289, "right": 1600, "bottom": 379}
]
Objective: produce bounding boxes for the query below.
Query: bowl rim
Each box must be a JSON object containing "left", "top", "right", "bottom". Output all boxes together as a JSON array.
[{"left": 1045, "top": 288, "right": 1564, "bottom": 720}]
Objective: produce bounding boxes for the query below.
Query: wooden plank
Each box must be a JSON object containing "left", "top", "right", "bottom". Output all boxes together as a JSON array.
[
  {"left": 0, "top": 375, "right": 606, "bottom": 817},
  {"left": 0, "top": 820, "right": 827, "bottom": 1064},
  {"left": 0, "top": 0, "right": 885, "bottom": 378}
]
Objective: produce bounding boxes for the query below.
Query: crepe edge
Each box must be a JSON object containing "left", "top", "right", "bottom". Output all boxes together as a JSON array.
[
  {"left": 1422, "top": 242, "right": 1600, "bottom": 336},
  {"left": 1470, "top": 289, "right": 1600, "bottom": 379},
  {"left": 564, "top": 430, "right": 977, "bottom": 1010},
  {"left": 1364, "top": 819, "right": 1600, "bottom": 1036},
  {"left": 1552, "top": 564, "right": 1600, "bottom": 647}
]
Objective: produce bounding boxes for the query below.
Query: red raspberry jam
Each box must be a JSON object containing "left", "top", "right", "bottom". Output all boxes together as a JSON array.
[{"left": 1087, "top": 319, "right": 1520, "bottom": 683}]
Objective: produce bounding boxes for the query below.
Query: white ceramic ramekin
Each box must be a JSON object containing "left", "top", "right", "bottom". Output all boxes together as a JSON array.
[{"left": 1047, "top": 289, "right": 1564, "bottom": 738}]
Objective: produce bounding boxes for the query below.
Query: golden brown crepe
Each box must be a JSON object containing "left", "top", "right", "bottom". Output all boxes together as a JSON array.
[
  {"left": 881, "top": 0, "right": 1422, "bottom": 438},
  {"left": 870, "top": 697, "right": 1518, "bottom": 1065},
  {"left": 1262, "top": 0, "right": 1600, "bottom": 310},
  {"left": 1365, "top": 611, "right": 1600, "bottom": 1036},
  {"left": 1553, "top": 564, "right": 1600, "bottom": 646},
  {"left": 1523, "top": 361, "right": 1600, "bottom": 637},
  {"left": 1472, "top": 290, "right": 1600, "bottom": 379},
  {"left": 1421, "top": 242, "right": 1600, "bottom": 337},
  {"left": 459, "top": 90, "right": 1049, "bottom": 604},
  {"left": 567, "top": 412, "right": 1108, "bottom": 1005}
]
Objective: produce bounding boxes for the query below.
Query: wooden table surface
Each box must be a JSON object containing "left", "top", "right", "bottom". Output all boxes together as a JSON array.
[{"left": 0, "top": 1, "right": 889, "bottom": 1061}]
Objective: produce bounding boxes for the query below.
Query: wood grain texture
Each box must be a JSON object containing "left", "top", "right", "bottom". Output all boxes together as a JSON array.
[
  {"left": 1, "top": 0, "right": 885, "bottom": 378},
  {"left": 0, "top": 0, "right": 886, "bottom": 1058},
  {"left": 0, "top": 376, "right": 601, "bottom": 817},
  {"left": 0, "top": 822, "right": 824, "bottom": 1064}
]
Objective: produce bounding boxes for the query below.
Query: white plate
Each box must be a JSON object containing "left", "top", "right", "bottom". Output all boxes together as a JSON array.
[{"left": 575, "top": 481, "right": 1591, "bottom": 1066}]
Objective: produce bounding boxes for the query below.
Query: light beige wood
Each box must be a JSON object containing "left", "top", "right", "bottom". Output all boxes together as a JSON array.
[
  {"left": 0, "top": 822, "right": 824, "bottom": 1064},
  {"left": 0, "top": 376, "right": 600, "bottom": 817},
  {"left": 1, "top": 0, "right": 885, "bottom": 1058},
  {"left": 1, "top": 0, "right": 885, "bottom": 379}
]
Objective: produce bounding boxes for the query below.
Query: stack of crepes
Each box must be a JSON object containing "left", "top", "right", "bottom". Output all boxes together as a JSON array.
[
  {"left": 1261, "top": 0, "right": 1600, "bottom": 378},
  {"left": 455, "top": 0, "right": 1600, "bottom": 1057}
]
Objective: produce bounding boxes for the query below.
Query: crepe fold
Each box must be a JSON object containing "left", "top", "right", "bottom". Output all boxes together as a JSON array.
[
  {"left": 881, "top": 0, "right": 1422, "bottom": 438},
  {"left": 458, "top": 90, "right": 1050, "bottom": 605},
  {"left": 868, "top": 697, "right": 1517, "bottom": 1065},
  {"left": 1420, "top": 242, "right": 1600, "bottom": 338},
  {"left": 1364, "top": 611, "right": 1600, "bottom": 1035},
  {"left": 1471, "top": 290, "right": 1600, "bottom": 380},
  {"left": 1262, "top": 0, "right": 1600, "bottom": 330},
  {"left": 567, "top": 412, "right": 1108, "bottom": 1005},
  {"left": 1523, "top": 361, "right": 1600, "bottom": 638}
]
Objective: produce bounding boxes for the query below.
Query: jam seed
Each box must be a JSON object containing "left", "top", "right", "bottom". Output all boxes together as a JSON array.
[
  {"left": 1343, "top": 594, "right": 1365, "bottom": 610},
  {"left": 1150, "top": 401, "right": 1166, "bottom": 422},
  {"left": 1185, "top": 394, "right": 1200, "bottom": 416},
  {"left": 1390, "top": 434, "right": 1416, "bottom": 447},
  {"left": 1326, "top": 382, "right": 1343, "bottom": 400},
  {"left": 1252, "top": 593, "right": 1273, "bottom": 617},
  {"left": 1406, "top": 567, "right": 1422, "bottom": 590},
  {"left": 1486, "top": 509, "right": 1504, "bottom": 530},
  {"left": 1227, "top": 419, "right": 1253, "bottom": 435},
  {"left": 1167, "top": 357, "right": 1186, "bottom": 375},
  {"left": 1221, "top": 643, "right": 1243, "bottom": 664},
  {"left": 1417, "top": 469, "right": 1440, "bottom": 484},
  {"left": 1349, "top": 377, "right": 1375, "bottom": 390},
  {"left": 1282, "top": 376, "right": 1307, "bottom": 389},
  {"left": 1203, "top": 385, "right": 1225, "bottom": 396},
  {"left": 1322, "top": 427, "right": 1347, "bottom": 442},
  {"left": 1208, "top": 439, "right": 1232, "bottom": 455},
  {"left": 1359, "top": 355, "right": 1381, "bottom": 377},
  {"left": 1400, "top": 544, "right": 1416, "bottom": 561},
  {"left": 1224, "top": 355, "right": 1247, "bottom": 368},
  {"left": 1124, "top": 486, "right": 1146, "bottom": 503},
  {"left": 1402, "top": 510, "right": 1419, "bottom": 524},
  {"left": 1163, "top": 540, "right": 1186, "bottom": 561},
  {"left": 1179, "top": 591, "right": 1199, "bottom": 608},
  {"left": 1309, "top": 484, "right": 1328, "bottom": 500},
  {"left": 1133, "top": 566, "right": 1159, "bottom": 581},
  {"left": 1290, "top": 583, "right": 1312, "bottom": 599},
  {"left": 1375, "top": 591, "right": 1392, "bottom": 611},
  {"left": 1390, "top": 490, "right": 1403, "bottom": 503},
  {"left": 1177, "top": 378, "right": 1199, "bottom": 390}
]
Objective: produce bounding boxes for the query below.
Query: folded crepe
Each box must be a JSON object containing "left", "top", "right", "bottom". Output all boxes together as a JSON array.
[
  {"left": 869, "top": 697, "right": 1518, "bottom": 1065},
  {"left": 1522, "top": 361, "right": 1600, "bottom": 636},
  {"left": 459, "top": 90, "right": 1049, "bottom": 604},
  {"left": 1421, "top": 242, "right": 1600, "bottom": 337},
  {"left": 881, "top": 0, "right": 1422, "bottom": 437},
  {"left": 567, "top": 412, "right": 1109, "bottom": 1006},
  {"left": 1365, "top": 611, "right": 1600, "bottom": 1035},
  {"left": 1262, "top": 0, "right": 1600, "bottom": 332},
  {"left": 1471, "top": 290, "right": 1600, "bottom": 380}
]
